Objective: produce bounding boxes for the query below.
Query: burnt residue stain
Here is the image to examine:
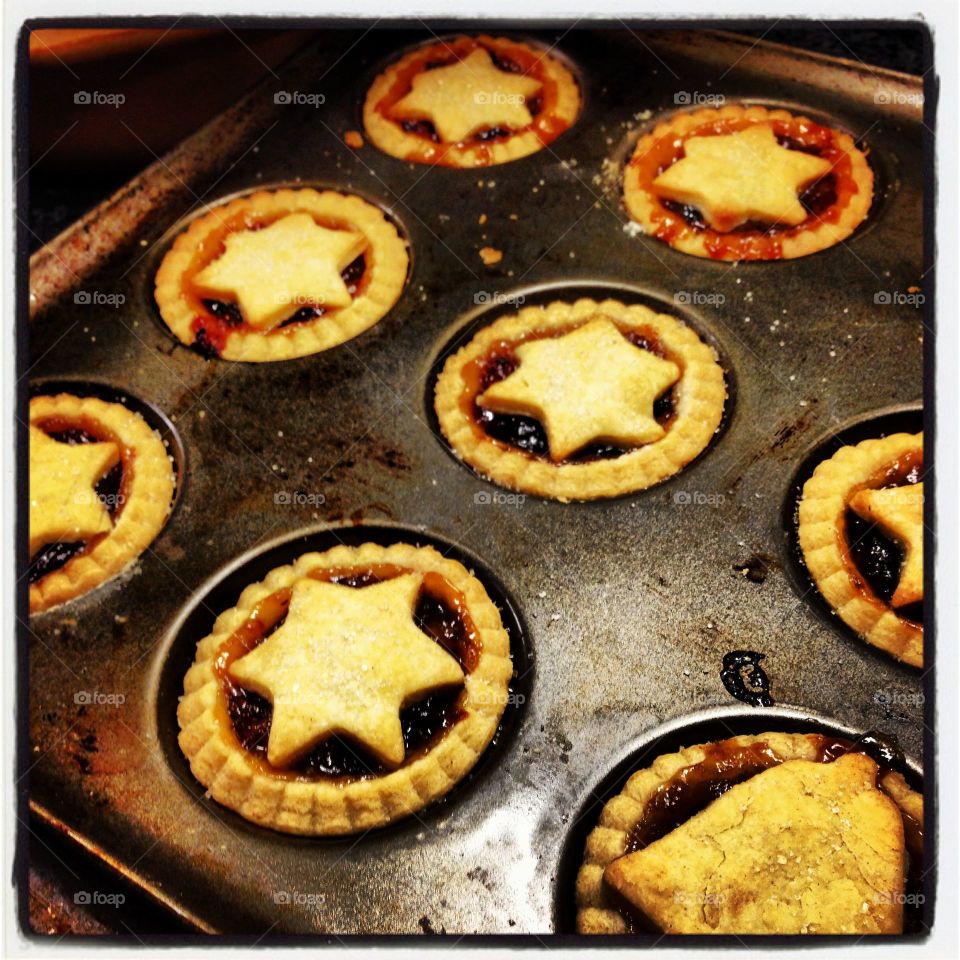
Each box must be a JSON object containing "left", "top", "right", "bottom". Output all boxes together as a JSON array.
[
  {"left": 720, "top": 651, "right": 773, "bottom": 707},
  {"left": 732, "top": 554, "right": 772, "bottom": 584}
]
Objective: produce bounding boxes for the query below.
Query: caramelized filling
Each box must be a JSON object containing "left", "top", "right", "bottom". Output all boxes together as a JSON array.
[
  {"left": 213, "top": 565, "right": 479, "bottom": 782},
  {"left": 184, "top": 209, "right": 370, "bottom": 359},
  {"left": 632, "top": 116, "right": 864, "bottom": 260},
  {"left": 375, "top": 36, "right": 571, "bottom": 166},
  {"left": 28, "top": 419, "right": 128, "bottom": 585},
  {"left": 612, "top": 734, "right": 924, "bottom": 933},
  {"left": 459, "top": 323, "right": 679, "bottom": 463},
  {"left": 841, "top": 449, "right": 923, "bottom": 626}
]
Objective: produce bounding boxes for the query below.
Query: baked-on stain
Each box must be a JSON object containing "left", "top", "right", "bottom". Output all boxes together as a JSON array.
[
  {"left": 28, "top": 421, "right": 129, "bottom": 584},
  {"left": 720, "top": 650, "right": 773, "bottom": 707},
  {"left": 183, "top": 208, "right": 370, "bottom": 358},
  {"left": 373, "top": 36, "right": 572, "bottom": 167},
  {"left": 631, "top": 116, "right": 864, "bottom": 260},
  {"left": 459, "top": 322, "right": 680, "bottom": 463},
  {"left": 614, "top": 732, "right": 923, "bottom": 933},
  {"left": 212, "top": 565, "right": 479, "bottom": 781}
]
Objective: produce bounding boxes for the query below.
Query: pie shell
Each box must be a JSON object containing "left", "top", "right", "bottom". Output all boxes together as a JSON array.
[
  {"left": 623, "top": 104, "right": 874, "bottom": 260},
  {"left": 362, "top": 35, "right": 580, "bottom": 168},
  {"left": 29, "top": 394, "right": 175, "bottom": 614},
  {"left": 798, "top": 431, "right": 923, "bottom": 668},
  {"left": 177, "top": 542, "right": 514, "bottom": 835},
  {"left": 434, "top": 297, "right": 726, "bottom": 501},
  {"left": 575, "top": 731, "right": 922, "bottom": 935},
  {"left": 154, "top": 188, "right": 409, "bottom": 362}
]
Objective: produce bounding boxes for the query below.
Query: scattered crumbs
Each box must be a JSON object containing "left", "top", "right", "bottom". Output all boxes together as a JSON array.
[
  {"left": 789, "top": 375, "right": 796, "bottom": 382},
  {"left": 477, "top": 179, "right": 484, "bottom": 188},
  {"left": 478, "top": 213, "right": 487, "bottom": 225},
  {"left": 537, "top": 590, "right": 546, "bottom": 599},
  {"left": 479, "top": 246, "right": 503, "bottom": 266},
  {"left": 509, "top": 212, "right": 519, "bottom": 220},
  {"left": 622, "top": 220, "right": 644, "bottom": 238},
  {"left": 487, "top": 179, "right": 496, "bottom": 188},
  {"left": 569, "top": 251, "right": 576, "bottom": 258},
  {"left": 277, "top": 430, "right": 284, "bottom": 437},
  {"left": 198, "top": 409, "right": 206, "bottom": 419},
  {"left": 139, "top": 239, "right": 148, "bottom": 247}
]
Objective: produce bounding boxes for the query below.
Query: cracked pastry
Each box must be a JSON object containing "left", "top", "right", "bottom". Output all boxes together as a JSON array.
[
  {"left": 798, "top": 431, "right": 923, "bottom": 668},
  {"left": 623, "top": 104, "right": 873, "bottom": 260},
  {"left": 29, "top": 393, "right": 175, "bottom": 614},
  {"left": 434, "top": 297, "right": 726, "bottom": 501},
  {"left": 363, "top": 35, "right": 580, "bottom": 168},
  {"left": 575, "top": 732, "right": 923, "bottom": 935},
  {"left": 177, "top": 542, "right": 514, "bottom": 835},
  {"left": 155, "top": 188, "right": 408, "bottom": 361}
]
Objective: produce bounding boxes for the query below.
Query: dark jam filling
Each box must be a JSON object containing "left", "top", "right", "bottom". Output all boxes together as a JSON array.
[
  {"left": 661, "top": 136, "right": 838, "bottom": 236},
  {"left": 472, "top": 329, "right": 676, "bottom": 463},
  {"left": 611, "top": 733, "right": 924, "bottom": 933},
  {"left": 28, "top": 429, "right": 123, "bottom": 585},
  {"left": 844, "top": 460, "right": 923, "bottom": 626},
  {"left": 222, "top": 571, "right": 473, "bottom": 780},
  {"left": 400, "top": 48, "right": 542, "bottom": 145},
  {"left": 191, "top": 254, "right": 367, "bottom": 359}
]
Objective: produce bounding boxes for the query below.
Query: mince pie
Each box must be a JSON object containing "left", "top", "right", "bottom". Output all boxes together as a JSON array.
[
  {"left": 363, "top": 35, "right": 580, "bottom": 168},
  {"left": 798, "top": 431, "right": 923, "bottom": 667},
  {"left": 623, "top": 105, "right": 873, "bottom": 260},
  {"left": 155, "top": 188, "right": 409, "bottom": 361},
  {"left": 29, "top": 394, "right": 175, "bottom": 614},
  {"left": 576, "top": 732, "right": 922, "bottom": 935},
  {"left": 177, "top": 542, "right": 513, "bottom": 835},
  {"left": 434, "top": 297, "right": 726, "bottom": 501}
]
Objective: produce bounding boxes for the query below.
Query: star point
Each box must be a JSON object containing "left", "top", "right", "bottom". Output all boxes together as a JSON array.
[
  {"left": 392, "top": 47, "right": 542, "bottom": 143},
  {"left": 192, "top": 213, "right": 367, "bottom": 331},
  {"left": 653, "top": 123, "right": 833, "bottom": 232},
  {"left": 849, "top": 482, "right": 924, "bottom": 608},
  {"left": 477, "top": 317, "right": 681, "bottom": 462},
  {"left": 228, "top": 574, "right": 465, "bottom": 769},
  {"left": 29, "top": 426, "right": 120, "bottom": 558}
]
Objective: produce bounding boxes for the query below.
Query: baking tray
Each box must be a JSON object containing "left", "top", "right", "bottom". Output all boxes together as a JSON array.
[{"left": 20, "top": 24, "right": 933, "bottom": 937}]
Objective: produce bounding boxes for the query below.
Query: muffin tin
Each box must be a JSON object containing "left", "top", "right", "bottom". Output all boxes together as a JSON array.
[{"left": 22, "top": 26, "right": 931, "bottom": 936}]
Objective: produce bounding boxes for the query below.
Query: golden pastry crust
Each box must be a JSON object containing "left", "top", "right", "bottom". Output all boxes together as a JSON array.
[
  {"left": 575, "top": 732, "right": 922, "bottom": 935},
  {"left": 798, "top": 432, "right": 923, "bottom": 668},
  {"left": 155, "top": 188, "right": 408, "bottom": 362},
  {"left": 363, "top": 35, "right": 580, "bottom": 168},
  {"left": 434, "top": 298, "right": 726, "bottom": 501},
  {"left": 623, "top": 104, "right": 874, "bottom": 261},
  {"left": 29, "top": 394, "right": 175, "bottom": 614},
  {"left": 177, "top": 542, "right": 513, "bottom": 835}
]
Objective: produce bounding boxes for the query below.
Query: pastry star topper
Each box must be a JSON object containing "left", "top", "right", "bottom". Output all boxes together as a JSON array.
[
  {"left": 192, "top": 212, "right": 367, "bottom": 331},
  {"left": 392, "top": 47, "right": 542, "bottom": 143},
  {"left": 29, "top": 426, "right": 120, "bottom": 558},
  {"left": 849, "top": 482, "right": 924, "bottom": 609},
  {"left": 228, "top": 574, "right": 465, "bottom": 768},
  {"left": 477, "top": 317, "right": 681, "bottom": 462},
  {"left": 653, "top": 123, "right": 833, "bottom": 232}
]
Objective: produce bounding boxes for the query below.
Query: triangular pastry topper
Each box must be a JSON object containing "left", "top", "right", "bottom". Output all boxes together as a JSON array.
[{"left": 603, "top": 754, "right": 906, "bottom": 934}]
